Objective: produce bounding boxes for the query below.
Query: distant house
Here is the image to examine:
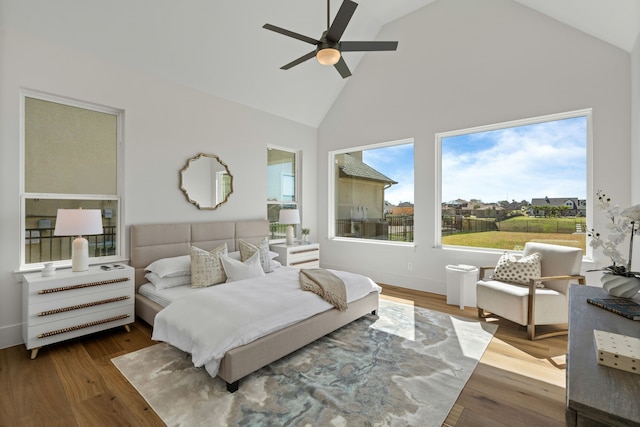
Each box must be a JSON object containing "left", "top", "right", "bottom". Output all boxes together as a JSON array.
[
  {"left": 442, "top": 199, "right": 504, "bottom": 218},
  {"left": 530, "top": 197, "right": 586, "bottom": 217},
  {"left": 392, "top": 201, "right": 414, "bottom": 216},
  {"left": 335, "top": 153, "right": 397, "bottom": 222}
]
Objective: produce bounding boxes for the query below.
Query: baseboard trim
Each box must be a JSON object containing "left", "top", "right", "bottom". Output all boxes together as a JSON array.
[{"left": 0, "top": 322, "right": 23, "bottom": 350}]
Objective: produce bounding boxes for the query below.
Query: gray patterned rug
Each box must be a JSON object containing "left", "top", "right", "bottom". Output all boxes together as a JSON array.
[{"left": 112, "top": 300, "right": 497, "bottom": 426}]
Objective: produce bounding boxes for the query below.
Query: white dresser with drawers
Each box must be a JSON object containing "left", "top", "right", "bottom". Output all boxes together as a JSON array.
[
  {"left": 22, "top": 265, "right": 134, "bottom": 359},
  {"left": 270, "top": 243, "right": 320, "bottom": 269}
]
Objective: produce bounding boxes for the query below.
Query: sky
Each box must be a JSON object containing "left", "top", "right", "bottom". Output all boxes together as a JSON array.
[
  {"left": 441, "top": 116, "right": 587, "bottom": 204},
  {"left": 362, "top": 143, "right": 414, "bottom": 205}
]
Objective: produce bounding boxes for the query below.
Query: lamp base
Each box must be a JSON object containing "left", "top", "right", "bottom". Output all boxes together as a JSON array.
[
  {"left": 286, "top": 225, "right": 295, "bottom": 246},
  {"left": 71, "top": 236, "right": 89, "bottom": 272}
]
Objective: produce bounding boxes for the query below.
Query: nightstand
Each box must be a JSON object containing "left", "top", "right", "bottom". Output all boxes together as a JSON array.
[
  {"left": 22, "top": 265, "right": 135, "bottom": 359},
  {"left": 271, "top": 243, "right": 320, "bottom": 269}
]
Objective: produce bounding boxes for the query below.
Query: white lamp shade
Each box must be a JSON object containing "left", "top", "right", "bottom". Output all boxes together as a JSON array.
[
  {"left": 279, "top": 209, "right": 300, "bottom": 246},
  {"left": 279, "top": 208, "right": 300, "bottom": 225},
  {"left": 54, "top": 209, "right": 103, "bottom": 272},
  {"left": 54, "top": 209, "right": 104, "bottom": 237}
]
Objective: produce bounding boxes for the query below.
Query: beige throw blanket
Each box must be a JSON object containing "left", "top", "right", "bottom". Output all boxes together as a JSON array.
[{"left": 299, "top": 268, "right": 348, "bottom": 311}]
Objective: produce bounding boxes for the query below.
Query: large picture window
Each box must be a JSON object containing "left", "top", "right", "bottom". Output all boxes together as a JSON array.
[
  {"left": 437, "top": 110, "right": 590, "bottom": 253},
  {"left": 21, "top": 92, "right": 123, "bottom": 269},
  {"left": 330, "top": 139, "right": 414, "bottom": 243}
]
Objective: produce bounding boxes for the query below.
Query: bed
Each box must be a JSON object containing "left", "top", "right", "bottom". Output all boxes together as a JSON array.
[{"left": 129, "top": 219, "right": 380, "bottom": 392}]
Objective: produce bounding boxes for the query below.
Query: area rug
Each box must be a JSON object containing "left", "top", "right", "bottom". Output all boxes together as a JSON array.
[{"left": 112, "top": 300, "right": 497, "bottom": 426}]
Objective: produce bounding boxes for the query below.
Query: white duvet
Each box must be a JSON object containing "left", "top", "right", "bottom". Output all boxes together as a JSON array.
[{"left": 151, "top": 267, "right": 381, "bottom": 378}]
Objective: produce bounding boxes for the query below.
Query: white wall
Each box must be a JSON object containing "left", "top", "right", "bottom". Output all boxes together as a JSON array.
[
  {"left": 318, "top": 0, "right": 632, "bottom": 292},
  {"left": 0, "top": 28, "right": 317, "bottom": 349}
]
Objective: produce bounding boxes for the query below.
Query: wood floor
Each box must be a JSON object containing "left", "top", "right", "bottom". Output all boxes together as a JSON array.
[{"left": 0, "top": 285, "right": 569, "bottom": 426}]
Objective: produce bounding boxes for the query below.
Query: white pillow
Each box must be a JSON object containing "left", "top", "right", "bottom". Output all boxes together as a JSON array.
[
  {"left": 221, "top": 251, "right": 265, "bottom": 282},
  {"left": 492, "top": 252, "right": 542, "bottom": 286},
  {"left": 145, "top": 255, "right": 191, "bottom": 278},
  {"left": 145, "top": 272, "right": 191, "bottom": 290},
  {"left": 190, "top": 244, "right": 228, "bottom": 288},
  {"left": 239, "top": 237, "right": 273, "bottom": 273}
]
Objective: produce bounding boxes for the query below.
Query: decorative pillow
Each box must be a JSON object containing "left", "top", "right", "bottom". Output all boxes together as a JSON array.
[
  {"left": 145, "top": 272, "right": 191, "bottom": 290},
  {"left": 239, "top": 237, "right": 273, "bottom": 273},
  {"left": 190, "top": 244, "right": 228, "bottom": 288},
  {"left": 221, "top": 251, "right": 265, "bottom": 282},
  {"left": 492, "top": 252, "right": 542, "bottom": 286},
  {"left": 145, "top": 255, "right": 191, "bottom": 278}
]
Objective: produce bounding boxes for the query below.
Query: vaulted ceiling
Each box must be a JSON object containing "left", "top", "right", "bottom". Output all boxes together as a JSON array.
[{"left": 1, "top": 0, "right": 638, "bottom": 127}]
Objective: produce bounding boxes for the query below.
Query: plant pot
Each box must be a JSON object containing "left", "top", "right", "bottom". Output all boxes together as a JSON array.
[{"left": 600, "top": 273, "right": 640, "bottom": 298}]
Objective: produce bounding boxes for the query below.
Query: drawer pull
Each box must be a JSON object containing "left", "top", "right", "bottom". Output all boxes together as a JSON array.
[
  {"left": 37, "top": 314, "right": 130, "bottom": 338},
  {"left": 290, "top": 248, "right": 318, "bottom": 255},
  {"left": 38, "top": 296, "right": 131, "bottom": 317},
  {"left": 291, "top": 259, "right": 320, "bottom": 266},
  {"left": 38, "top": 277, "right": 130, "bottom": 294}
]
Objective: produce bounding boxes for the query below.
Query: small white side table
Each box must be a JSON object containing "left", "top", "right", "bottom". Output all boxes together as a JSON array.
[
  {"left": 270, "top": 243, "right": 320, "bottom": 269},
  {"left": 445, "top": 265, "right": 479, "bottom": 309}
]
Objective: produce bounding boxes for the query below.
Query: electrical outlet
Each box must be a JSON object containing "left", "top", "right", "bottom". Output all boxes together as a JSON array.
[{"left": 408, "top": 262, "right": 413, "bottom": 271}]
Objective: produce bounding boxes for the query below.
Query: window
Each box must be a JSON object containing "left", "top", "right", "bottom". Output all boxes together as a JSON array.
[
  {"left": 437, "top": 110, "right": 590, "bottom": 253},
  {"left": 267, "top": 146, "right": 299, "bottom": 240},
  {"left": 329, "top": 139, "right": 414, "bottom": 243},
  {"left": 21, "top": 92, "right": 123, "bottom": 269}
]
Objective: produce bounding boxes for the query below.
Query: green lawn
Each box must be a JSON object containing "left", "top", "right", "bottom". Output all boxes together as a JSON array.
[
  {"left": 497, "top": 216, "right": 586, "bottom": 234},
  {"left": 442, "top": 230, "right": 586, "bottom": 253}
]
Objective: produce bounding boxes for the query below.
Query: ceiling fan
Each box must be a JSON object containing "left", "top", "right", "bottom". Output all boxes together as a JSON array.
[{"left": 263, "top": 0, "right": 398, "bottom": 78}]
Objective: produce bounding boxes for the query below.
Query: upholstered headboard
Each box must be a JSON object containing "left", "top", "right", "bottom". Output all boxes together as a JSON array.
[{"left": 129, "top": 219, "right": 269, "bottom": 289}]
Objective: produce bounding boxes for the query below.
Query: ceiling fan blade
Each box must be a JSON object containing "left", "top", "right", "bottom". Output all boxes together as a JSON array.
[
  {"left": 281, "top": 50, "right": 317, "bottom": 70},
  {"left": 326, "top": 0, "right": 358, "bottom": 42},
  {"left": 340, "top": 41, "right": 398, "bottom": 52},
  {"left": 334, "top": 56, "right": 352, "bottom": 78},
  {"left": 263, "top": 24, "right": 319, "bottom": 45}
]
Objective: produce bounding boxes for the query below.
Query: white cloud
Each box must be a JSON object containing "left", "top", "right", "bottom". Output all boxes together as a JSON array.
[{"left": 442, "top": 117, "right": 586, "bottom": 203}]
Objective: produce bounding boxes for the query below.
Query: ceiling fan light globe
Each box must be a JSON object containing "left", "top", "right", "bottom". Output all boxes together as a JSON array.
[{"left": 316, "top": 48, "right": 341, "bottom": 65}]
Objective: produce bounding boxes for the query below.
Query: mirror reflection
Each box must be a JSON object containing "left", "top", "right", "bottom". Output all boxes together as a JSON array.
[{"left": 180, "top": 153, "right": 233, "bottom": 210}]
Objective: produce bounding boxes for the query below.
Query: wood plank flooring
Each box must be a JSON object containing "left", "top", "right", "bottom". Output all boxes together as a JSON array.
[{"left": 0, "top": 285, "right": 569, "bottom": 426}]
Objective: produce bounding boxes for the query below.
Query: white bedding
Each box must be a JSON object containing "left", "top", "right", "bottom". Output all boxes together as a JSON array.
[
  {"left": 138, "top": 283, "right": 203, "bottom": 307},
  {"left": 151, "top": 267, "right": 381, "bottom": 378}
]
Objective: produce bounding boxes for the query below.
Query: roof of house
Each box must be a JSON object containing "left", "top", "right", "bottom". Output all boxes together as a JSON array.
[{"left": 339, "top": 154, "right": 398, "bottom": 185}]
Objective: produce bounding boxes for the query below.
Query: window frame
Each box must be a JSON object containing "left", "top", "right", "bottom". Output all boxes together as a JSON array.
[
  {"left": 435, "top": 109, "right": 593, "bottom": 257},
  {"left": 267, "top": 145, "right": 301, "bottom": 243},
  {"left": 19, "top": 90, "right": 125, "bottom": 270},
  {"left": 328, "top": 138, "right": 415, "bottom": 245}
]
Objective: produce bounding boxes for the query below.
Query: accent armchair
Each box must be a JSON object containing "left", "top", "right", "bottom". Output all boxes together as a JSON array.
[{"left": 476, "top": 242, "right": 586, "bottom": 340}]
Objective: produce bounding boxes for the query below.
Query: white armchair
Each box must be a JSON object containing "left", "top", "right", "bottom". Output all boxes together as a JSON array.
[{"left": 476, "top": 242, "right": 586, "bottom": 340}]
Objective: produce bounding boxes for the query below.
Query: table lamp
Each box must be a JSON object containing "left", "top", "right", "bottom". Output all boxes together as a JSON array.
[
  {"left": 279, "top": 208, "right": 300, "bottom": 245},
  {"left": 54, "top": 208, "right": 104, "bottom": 272}
]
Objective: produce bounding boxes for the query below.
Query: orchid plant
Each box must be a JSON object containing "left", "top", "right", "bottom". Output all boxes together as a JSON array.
[{"left": 588, "top": 190, "right": 640, "bottom": 277}]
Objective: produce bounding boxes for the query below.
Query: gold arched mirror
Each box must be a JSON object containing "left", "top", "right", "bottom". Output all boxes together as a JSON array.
[{"left": 180, "top": 153, "right": 233, "bottom": 210}]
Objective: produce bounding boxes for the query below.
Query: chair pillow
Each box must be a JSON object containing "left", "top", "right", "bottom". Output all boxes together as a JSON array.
[
  {"left": 190, "top": 244, "right": 228, "bottom": 288},
  {"left": 492, "top": 252, "right": 542, "bottom": 286}
]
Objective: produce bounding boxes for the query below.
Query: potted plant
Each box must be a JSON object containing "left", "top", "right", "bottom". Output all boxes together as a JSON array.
[
  {"left": 588, "top": 190, "right": 640, "bottom": 297},
  {"left": 301, "top": 228, "right": 310, "bottom": 243}
]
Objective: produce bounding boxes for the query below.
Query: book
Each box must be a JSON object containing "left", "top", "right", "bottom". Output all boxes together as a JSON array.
[{"left": 587, "top": 297, "right": 640, "bottom": 320}]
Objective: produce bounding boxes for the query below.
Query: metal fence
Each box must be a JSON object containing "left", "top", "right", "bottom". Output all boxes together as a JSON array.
[
  {"left": 25, "top": 226, "right": 117, "bottom": 264},
  {"left": 442, "top": 216, "right": 587, "bottom": 236},
  {"left": 335, "top": 215, "right": 414, "bottom": 242}
]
